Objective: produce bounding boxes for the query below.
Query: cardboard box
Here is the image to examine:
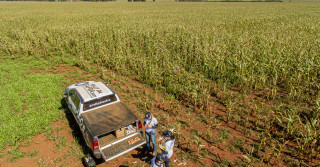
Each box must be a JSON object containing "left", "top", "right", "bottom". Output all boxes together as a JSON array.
[{"left": 115, "top": 128, "right": 125, "bottom": 138}]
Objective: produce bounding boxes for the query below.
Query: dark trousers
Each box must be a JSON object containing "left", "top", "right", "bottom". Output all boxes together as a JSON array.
[{"left": 163, "top": 156, "right": 170, "bottom": 167}]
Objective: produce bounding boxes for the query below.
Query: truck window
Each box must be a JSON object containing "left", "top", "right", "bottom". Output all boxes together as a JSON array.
[
  {"left": 73, "top": 94, "right": 80, "bottom": 110},
  {"left": 83, "top": 94, "right": 117, "bottom": 111},
  {"left": 69, "top": 89, "right": 80, "bottom": 112}
]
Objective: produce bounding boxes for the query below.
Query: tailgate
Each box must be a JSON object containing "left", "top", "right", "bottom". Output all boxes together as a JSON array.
[{"left": 100, "top": 133, "right": 145, "bottom": 161}]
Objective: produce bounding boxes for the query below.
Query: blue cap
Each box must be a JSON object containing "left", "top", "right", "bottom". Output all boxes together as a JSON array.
[
  {"left": 155, "top": 153, "right": 165, "bottom": 163},
  {"left": 162, "top": 130, "right": 172, "bottom": 137},
  {"left": 145, "top": 112, "right": 152, "bottom": 120}
]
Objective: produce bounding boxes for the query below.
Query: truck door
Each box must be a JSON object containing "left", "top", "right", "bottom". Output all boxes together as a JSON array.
[{"left": 68, "top": 89, "right": 91, "bottom": 147}]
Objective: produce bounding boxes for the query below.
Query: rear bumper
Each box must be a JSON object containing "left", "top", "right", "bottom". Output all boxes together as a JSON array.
[{"left": 93, "top": 150, "right": 102, "bottom": 159}]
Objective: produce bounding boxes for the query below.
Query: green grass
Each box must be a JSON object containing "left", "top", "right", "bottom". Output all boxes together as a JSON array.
[
  {"left": 26, "top": 149, "right": 39, "bottom": 157},
  {"left": 0, "top": 57, "right": 64, "bottom": 150}
]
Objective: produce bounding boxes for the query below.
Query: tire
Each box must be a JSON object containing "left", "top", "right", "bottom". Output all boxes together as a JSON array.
[{"left": 82, "top": 154, "right": 96, "bottom": 167}]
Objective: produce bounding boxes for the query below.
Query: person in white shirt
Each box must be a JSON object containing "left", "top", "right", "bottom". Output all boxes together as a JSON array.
[
  {"left": 160, "top": 130, "right": 175, "bottom": 167},
  {"left": 144, "top": 112, "right": 158, "bottom": 156},
  {"left": 151, "top": 153, "right": 164, "bottom": 167}
]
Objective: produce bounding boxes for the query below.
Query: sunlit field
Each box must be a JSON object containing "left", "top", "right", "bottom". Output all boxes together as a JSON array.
[{"left": 0, "top": 1, "right": 319, "bottom": 166}]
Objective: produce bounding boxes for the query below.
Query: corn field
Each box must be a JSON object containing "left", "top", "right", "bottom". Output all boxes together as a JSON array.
[{"left": 0, "top": 1, "right": 319, "bottom": 165}]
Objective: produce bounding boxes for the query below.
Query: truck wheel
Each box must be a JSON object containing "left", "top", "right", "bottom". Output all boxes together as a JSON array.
[{"left": 82, "top": 154, "right": 96, "bottom": 167}]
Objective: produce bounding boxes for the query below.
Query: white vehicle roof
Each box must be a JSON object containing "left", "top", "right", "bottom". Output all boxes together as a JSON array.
[{"left": 70, "top": 81, "right": 114, "bottom": 103}]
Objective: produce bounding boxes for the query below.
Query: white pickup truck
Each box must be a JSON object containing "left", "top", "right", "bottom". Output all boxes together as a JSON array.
[{"left": 63, "top": 81, "right": 145, "bottom": 167}]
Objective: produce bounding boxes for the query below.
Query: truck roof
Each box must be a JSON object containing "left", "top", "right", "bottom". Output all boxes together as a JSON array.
[{"left": 72, "top": 81, "right": 114, "bottom": 103}]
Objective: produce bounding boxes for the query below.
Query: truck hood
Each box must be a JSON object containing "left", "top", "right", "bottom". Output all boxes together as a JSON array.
[{"left": 81, "top": 102, "right": 138, "bottom": 137}]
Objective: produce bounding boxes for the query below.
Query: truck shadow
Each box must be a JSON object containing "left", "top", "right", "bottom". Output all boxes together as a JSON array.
[
  {"left": 131, "top": 147, "right": 154, "bottom": 164},
  {"left": 60, "top": 98, "right": 105, "bottom": 166}
]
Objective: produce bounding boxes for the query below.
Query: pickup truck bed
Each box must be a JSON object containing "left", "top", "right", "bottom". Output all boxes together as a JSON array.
[
  {"left": 98, "top": 133, "right": 118, "bottom": 147},
  {"left": 82, "top": 102, "right": 138, "bottom": 137},
  {"left": 98, "top": 125, "right": 136, "bottom": 147},
  {"left": 82, "top": 102, "right": 144, "bottom": 161}
]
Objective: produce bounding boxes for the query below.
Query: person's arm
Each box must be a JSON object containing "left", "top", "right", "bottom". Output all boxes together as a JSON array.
[
  {"left": 145, "top": 122, "right": 153, "bottom": 128},
  {"left": 152, "top": 124, "right": 158, "bottom": 128},
  {"left": 151, "top": 118, "right": 158, "bottom": 128}
]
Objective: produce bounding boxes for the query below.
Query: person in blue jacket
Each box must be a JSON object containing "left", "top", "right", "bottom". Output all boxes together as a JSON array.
[
  {"left": 144, "top": 112, "right": 158, "bottom": 156},
  {"left": 160, "top": 130, "right": 175, "bottom": 167},
  {"left": 151, "top": 153, "right": 165, "bottom": 167}
]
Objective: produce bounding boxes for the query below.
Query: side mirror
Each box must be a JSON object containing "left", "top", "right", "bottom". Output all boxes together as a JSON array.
[{"left": 62, "top": 93, "right": 67, "bottom": 98}]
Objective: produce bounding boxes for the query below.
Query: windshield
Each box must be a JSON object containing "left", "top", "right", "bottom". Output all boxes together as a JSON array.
[{"left": 83, "top": 94, "right": 117, "bottom": 111}]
